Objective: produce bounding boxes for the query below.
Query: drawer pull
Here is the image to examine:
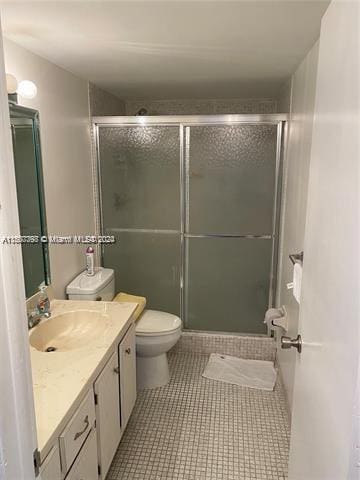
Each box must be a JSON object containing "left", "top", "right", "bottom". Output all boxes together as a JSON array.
[
  {"left": 113, "top": 366, "right": 120, "bottom": 374},
  {"left": 74, "top": 415, "right": 89, "bottom": 441},
  {"left": 95, "top": 296, "right": 102, "bottom": 301},
  {"left": 125, "top": 347, "right": 131, "bottom": 354}
]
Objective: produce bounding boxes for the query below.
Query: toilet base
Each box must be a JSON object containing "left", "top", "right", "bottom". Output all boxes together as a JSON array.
[{"left": 136, "top": 353, "right": 170, "bottom": 390}]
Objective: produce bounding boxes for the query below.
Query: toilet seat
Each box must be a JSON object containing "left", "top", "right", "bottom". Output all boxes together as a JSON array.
[{"left": 136, "top": 310, "right": 181, "bottom": 337}]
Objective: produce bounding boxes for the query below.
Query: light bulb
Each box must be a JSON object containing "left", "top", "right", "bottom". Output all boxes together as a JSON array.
[
  {"left": 18, "top": 80, "right": 37, "bottom": 99},
  {"left": 6, "top": 74, "right": 18, "bottom": 94}
]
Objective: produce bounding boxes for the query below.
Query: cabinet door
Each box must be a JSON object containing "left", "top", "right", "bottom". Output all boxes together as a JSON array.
[
  {"left": 94, "top": 351, "right": 121, "bottom": 479},
  {"left": 40, "top": 445, "right": 61, "bottom": 480},
  {"left": 66, "top": 428, "right": 98, "bottom": 480},
  {"left": 119, "top": 323, "right": 137, "bottom": 429}
]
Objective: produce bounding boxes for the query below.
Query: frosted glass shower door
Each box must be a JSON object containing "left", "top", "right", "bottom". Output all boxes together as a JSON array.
[
  {"left": 98, "top": 126, "right": 181, "bottom": 315},
  {"left": 185, "top": 124, "right": 279, "bottom": 333}
]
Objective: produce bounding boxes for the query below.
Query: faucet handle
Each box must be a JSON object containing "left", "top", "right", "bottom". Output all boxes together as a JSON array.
[
  {"left": 27, "top": 287, "right": 51, "bottom": 329},
  {"left": 37, "top": 286, "right": 50, "bottom": 314}
]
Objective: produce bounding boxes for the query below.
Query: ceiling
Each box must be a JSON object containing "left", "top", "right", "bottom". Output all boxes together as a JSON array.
[{"left": 0, "top": 1, "right": 329, "bottom": 100}]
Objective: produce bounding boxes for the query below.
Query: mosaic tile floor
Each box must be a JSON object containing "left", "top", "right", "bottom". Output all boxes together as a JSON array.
[{"left": 107, "top": 352, "right": 290, "bottom": 480}]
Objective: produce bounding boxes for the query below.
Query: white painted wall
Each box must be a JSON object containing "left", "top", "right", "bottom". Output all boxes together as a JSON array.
[
  {"left": 0, "top": 25, "right": 37, "bottom": 479},
  {"left": 276, "top": 40, "right": 319, "bottom": 409},
  {"left": 3, "top": 39, "right": 95, "bottom": 299}
]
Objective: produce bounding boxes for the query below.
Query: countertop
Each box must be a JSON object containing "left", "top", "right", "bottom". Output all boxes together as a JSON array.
[{"left": 29, "top": 299, "right": 137, "bottom": 462}]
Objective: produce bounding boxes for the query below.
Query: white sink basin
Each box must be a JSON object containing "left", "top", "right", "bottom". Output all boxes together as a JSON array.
[{"left": 30, "top": 310, "right": 110, "bottom": 352}]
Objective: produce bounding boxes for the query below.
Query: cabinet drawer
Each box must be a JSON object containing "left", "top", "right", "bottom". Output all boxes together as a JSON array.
[
  {"left": 65, "top": 428, "right": 98, "bottom": 480},
  {"left": 59, "top": 389, "right": 95, "bottom": 473}
]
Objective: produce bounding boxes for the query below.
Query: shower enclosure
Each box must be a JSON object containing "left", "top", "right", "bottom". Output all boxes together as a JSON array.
[{"left": 93, "top": 115, "right": 286, "bottom": 334}]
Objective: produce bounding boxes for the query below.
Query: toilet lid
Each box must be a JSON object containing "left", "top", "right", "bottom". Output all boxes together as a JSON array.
[{"left": 136, "top": 310, "right": 181, "bottom": 335}]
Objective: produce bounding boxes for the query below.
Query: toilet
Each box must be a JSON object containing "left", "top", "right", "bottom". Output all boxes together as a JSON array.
[
  {"left": 66, "top": 268, "right": 182, "bottom": 390},
  {"left": 135, "top": 310, "right": 181, "bottom": 390}
]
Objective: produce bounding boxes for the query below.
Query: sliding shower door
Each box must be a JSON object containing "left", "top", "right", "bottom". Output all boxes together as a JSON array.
[
  {"left": 98, "top": 125, "right": 181, "bottom": 314},
  {"left": 96, "top": 117, "right": 283, "bottom": 333},
  {"left": 184, "top": 124, "right": 279, "bottom": 333}
]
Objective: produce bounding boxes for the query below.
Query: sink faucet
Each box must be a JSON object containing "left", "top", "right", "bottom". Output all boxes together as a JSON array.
[{"left": 28, "top": 290, "right": 51, "bottom": 329}]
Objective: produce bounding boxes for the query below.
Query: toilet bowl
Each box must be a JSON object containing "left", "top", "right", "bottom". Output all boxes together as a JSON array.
[{"left": 136, "top": 309, "right": 181, "bottom": 390}]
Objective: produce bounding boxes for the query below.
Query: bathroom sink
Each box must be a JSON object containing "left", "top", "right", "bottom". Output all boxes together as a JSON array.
[{"left": 30, "top": 310, "right": 109, "bottom": 352}]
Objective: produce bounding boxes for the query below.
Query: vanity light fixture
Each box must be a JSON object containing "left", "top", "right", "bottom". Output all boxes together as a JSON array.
[
  {"left": 6, "top": 73, "right": 38, "bottom": 99},
  {"left": 6, "top": 73, "right": 18, "bottom": 94},
  {"left": 18, "top": 80, "right": 37, "bottom": 99}
]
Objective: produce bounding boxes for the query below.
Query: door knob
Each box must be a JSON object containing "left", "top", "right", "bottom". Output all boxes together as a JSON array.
[{"left": 281, "top": 334, "right": 302, "bottom": 353}]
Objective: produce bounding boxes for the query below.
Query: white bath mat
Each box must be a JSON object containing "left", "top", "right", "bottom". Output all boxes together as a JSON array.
[{"left": 202, "top": 353, "right": 277, "bottom": 391}]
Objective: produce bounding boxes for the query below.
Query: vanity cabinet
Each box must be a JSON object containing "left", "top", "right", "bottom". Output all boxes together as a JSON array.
[
  {"left": 94, "top": 351, "right": 121, "bottom": 478},
  {"left": 38, "top": 321, "right": 137, "bottom": 480}
]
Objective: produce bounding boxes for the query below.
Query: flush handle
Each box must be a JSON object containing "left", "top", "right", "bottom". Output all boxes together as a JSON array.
[{"left": 281, "top": 334, "right": 302, "bottom": 353}]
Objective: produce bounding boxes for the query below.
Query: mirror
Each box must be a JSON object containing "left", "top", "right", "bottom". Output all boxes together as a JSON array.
[{"left": 9, "top": 103, "right": 50, "bottom": 298}]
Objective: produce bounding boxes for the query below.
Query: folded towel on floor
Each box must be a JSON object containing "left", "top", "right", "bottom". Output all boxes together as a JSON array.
[
  {"left": 113, "top": 292, "right": 146, "bottom": 320},
  {"left": 202, "top": 353, "right": 277, "bottom": 391}
]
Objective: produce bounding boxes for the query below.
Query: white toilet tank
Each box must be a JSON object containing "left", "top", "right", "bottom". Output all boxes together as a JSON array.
[{"left": 66, "top": 268, "right": 115, "bottom": 301}]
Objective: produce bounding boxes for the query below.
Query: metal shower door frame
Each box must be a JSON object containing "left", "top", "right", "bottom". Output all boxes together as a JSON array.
[{"left": 93, "top": 114, "right": 287, "bottom": 330}]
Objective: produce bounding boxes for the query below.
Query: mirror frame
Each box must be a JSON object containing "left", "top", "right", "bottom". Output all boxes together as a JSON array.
[{"left": 9, "top": 102, "right": 51, "bottom": 295}]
